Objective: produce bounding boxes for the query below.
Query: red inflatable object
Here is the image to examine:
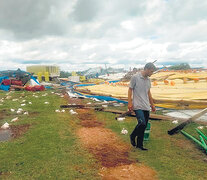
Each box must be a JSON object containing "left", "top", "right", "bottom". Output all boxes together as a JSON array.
[
  {"left": 11, "top": 80, "right": 23, "bottom": 86},
  {"left": 2, "top": 79, "right": 11, "bottom": 85},
  {"left": 24, "top": 85, "right": 45, "bottom": 91},
  {"left": 34, "top": 85, "right": 45, "bottom": 91}
]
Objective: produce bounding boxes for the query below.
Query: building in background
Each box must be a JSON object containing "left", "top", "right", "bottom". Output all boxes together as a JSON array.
[{"left": 26, "top": 65, "right": 60, "bottom": 81}]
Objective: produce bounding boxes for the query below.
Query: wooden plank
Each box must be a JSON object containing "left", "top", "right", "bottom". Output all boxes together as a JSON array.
[
  {"left": 154, "top": 99, "right": 207, "bottom": 106},
  {"left": 60, "top": 101, "right": 117, "bottom": 108},
  {"left": 98, "top": 109, "right": 175, "bottom": 121},
  {"left": 189, "top": 108, "right": 207, "bottom": 121}
]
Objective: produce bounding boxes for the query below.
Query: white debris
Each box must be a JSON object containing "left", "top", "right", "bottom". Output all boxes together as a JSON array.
[
  {"left": 117, "top": 117, "right": 125, "bottom": 121},
  {"left": 197, "top": 126, "right": 204, "bottom": 129},
  {"left": 60, "top": 95, "right": 64, "bottom": 98},
  {"left": 0, "top": 104, "right": 3, "bottom": 106},
  {"left": 121, "top": 128, "right": 128, "bottom": 135},
  {"left": 17, "top": 108, "right": 23, "bottom": 114},
  {"left": 113, "top": 103, "right": 120, "bottom": 107},
  {"left": 51, "top": 92, "right": 54, "bottom": 94},
  {"left": 22, "top": 100, "right": 26, "bottom": 102},
  {"left": 12, "top": 99, "right": 18, "bottom": 101},
  {"left": 172, "top": 120, "right": 178, "bottom": 124},
  {"left": 102, "top": 105, "right": 108, "bottom": 108},
  {"left": 34, "top": 96, "right": 38, "bottom": 98},
  {"left": 5, "top": 96, "right": 12, "bottom": 100},
  {"left": 42, "top": 93, "right": 48, "bottom": 96},
  {"left": 67, "top": 92, "right": 78, "bottom": 98},
  {"left": 1, "top": 122, "right": 9, "bottom": 129},
  {"left": 92, "top": 98, "right": 100, "bottom": 102},
  {"left": 28, "top": 102, "right": 32, "bottom": 104},
  {"left": 61, "top": 109, "right": 65, "bottom": 113},
  {"left": 10, "top": 108, "right": 15, "bottom": 112},
  {"left": 24, "top": 112, "right": 29, "bottom": 115},
  {"left": 69, "top": 109, "right": 78, "bottom": 115},
  {"left": 55, "top": 109, "right": 60, "bottom": 113},
  {"left": 21, "top": 104, "right": 26, "bottom": 106},
  {"left": 87, "top": 102, "right": 92, "bottom": 105},
  {"left": 11, "top": 117, "right": 19, "bottom": 122},
  {"left": 44, "top": 102, "right": 49, "bottom": 104}
]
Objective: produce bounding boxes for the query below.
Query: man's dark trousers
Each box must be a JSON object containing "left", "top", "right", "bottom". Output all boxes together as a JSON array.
[{"left": 130, "top": 109, "right": 149, "bottom": 147}]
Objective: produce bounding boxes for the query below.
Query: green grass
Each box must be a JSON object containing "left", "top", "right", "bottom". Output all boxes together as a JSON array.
[
  {"left": 0, "top": 91, "right": 100, "bottom": 180},
  {"left": 96, "top": 110, "right": 207, "bottom": 180},
  {"left": 1, "top": 90, "right": 207, "bottom": 180}
]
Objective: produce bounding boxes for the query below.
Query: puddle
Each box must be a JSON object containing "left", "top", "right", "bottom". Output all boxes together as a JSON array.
[{"left": 0, "top": 129, "right": 12, "bottom": 142}]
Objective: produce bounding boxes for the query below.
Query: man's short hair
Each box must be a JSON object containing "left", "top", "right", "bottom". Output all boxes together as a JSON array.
[{"left": 144, "top": 62, "right": 156, "bottom": 71}]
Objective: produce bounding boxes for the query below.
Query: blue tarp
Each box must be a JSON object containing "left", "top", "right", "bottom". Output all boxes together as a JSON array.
[
  {"left": 31, "top": 76, "right": 40, "bottom": 85},
  {"left": 75, "top": 83, "right": 96, "bottom": 87},
  {"left": 74, "top": 91, "right": 128, "bottom": 104},
  {"left": 108, "top": 80, "right": 120, "bottom": 83},
  {"left": 0, "top": 76, "right": 10, "bottom": 91}
]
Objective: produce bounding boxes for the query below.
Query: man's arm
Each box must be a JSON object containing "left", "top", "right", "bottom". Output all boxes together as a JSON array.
[
  {"left": 128, "top": 88, "right": 133, "bottom": 112},
  {"left": 148, "top": 90, "right": 156, "bottom": 112}
]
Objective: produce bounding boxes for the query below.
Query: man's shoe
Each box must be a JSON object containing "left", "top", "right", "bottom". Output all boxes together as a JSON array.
[
  {"left": 136, "top": 146, "right": 148, "bottom": 151},
  {"left": 130, "top": 135, "right": 136, "bottom": 147}
]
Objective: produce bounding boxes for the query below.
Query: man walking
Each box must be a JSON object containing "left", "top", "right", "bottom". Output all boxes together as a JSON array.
[{"left": 128, "top": 62, "right": 156, "bottom": 150}]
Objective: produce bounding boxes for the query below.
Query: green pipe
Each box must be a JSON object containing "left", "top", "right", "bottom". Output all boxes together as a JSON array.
[
  {"left": 181, "top": 130, "right": 207, "bottom": 152},
  {"left": 196, "top": 128, "right": 207, "bottom": 141},
  {"left": 199, "top": 135, "right": 207, "bottom": 149}
]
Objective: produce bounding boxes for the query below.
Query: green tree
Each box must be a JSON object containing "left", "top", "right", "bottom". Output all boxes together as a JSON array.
[
  {"left": 169, "top": 63, "right": 191, "bottom": 70},
  {"left": 60, "top": 71, "right": 71, "bottom": 78}
]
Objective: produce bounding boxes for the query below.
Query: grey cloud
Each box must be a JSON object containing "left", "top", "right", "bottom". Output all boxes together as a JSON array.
[
  {"left": 71, "top": 0, "right": 100, "bottom": 22},
  {"left": 0, "top": 0, "right": 65, "bottom": 39},
  {"left": 167, "top": 0, "right": 207, "bottom": 24}
]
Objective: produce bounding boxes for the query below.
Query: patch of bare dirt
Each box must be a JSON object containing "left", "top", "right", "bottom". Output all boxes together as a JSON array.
[
  {"left": 0, "top": 109, "right": 9, "bottom": 120},
  {"left": 0, "top": 111, "right": 4, "bottom": 120},
  {"left": 29, "top": 112, "right": 39, "bottom": 116},
  {"left": 66, "top": 95, "right": 158, "bottom": 179},
  {"left": 77, "top": 109, "right": 104, "bottom": 128},
  {"left": 10, "top": 124, "right": 31, "bottom": 138},
  {"left": 172, "top": 138, "right": 195, "bottom": 150},
  {"left": 80, "top": 120, "right": 103, "bottom": 128},
  {"left": 77, "top": 127, "right": 132, "bottom": 167},
  {"left": 100, "top": 163, "right": 157, "bottom": 180}
]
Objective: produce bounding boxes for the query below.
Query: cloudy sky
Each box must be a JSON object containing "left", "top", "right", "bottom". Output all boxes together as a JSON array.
[{"left": 0, "top": 0, "right": 206, "bottom": 71}]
